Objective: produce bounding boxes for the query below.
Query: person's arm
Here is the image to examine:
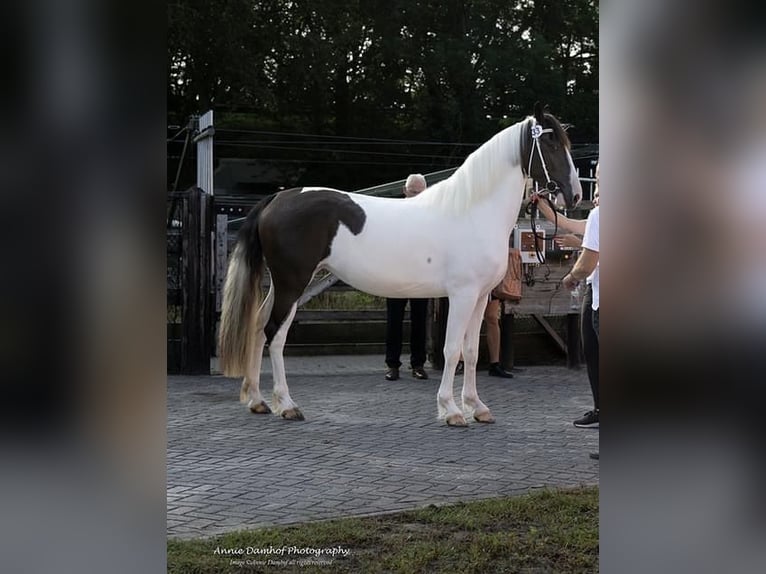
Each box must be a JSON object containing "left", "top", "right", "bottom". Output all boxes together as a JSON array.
[
  {"left": 553, "top": 233, "right": 582, "bottom": 249},
  {"left": 535, "top": 198, "right": 587, "bottom": 235},
  {"left": 562, "top": 206, "right": 598, "bottom": 290},
  {"left": 562, "top": 249, "right": 598, "bottom": 289}
]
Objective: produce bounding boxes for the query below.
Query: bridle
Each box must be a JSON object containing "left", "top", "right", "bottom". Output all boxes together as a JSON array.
[
  {"left": 526, "top": 119, "right": 559, "bottom": 196},
  {"left": 524, "top": 118, "right": 560, "bottom": 264}
]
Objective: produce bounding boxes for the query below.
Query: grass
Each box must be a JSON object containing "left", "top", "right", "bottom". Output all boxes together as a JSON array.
[
  {"left": 301, "top": 290, "right": 385, "bottom": 310},
  {"left": 168, "top": 486, "right": 598, "bottom": 574}
]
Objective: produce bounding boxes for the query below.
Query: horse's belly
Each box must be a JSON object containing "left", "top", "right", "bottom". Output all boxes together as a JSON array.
[
  {"left": 324, "top": 214, "right": 456, "bottom": 298},
  {"left": 324, "top": 235, "right": 448, "bottom": 298},
  {"left": 325, "top": 262, "right": 447, "bottom": 299}
]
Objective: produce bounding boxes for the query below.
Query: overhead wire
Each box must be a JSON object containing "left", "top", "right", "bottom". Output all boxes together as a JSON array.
[
  {"left": 239, "top": 157, "right": 454, "bottom": 167},
  {"left": 210, "top": 128, "right": 596, "bottom": 166},
  {"left": 214, "top": 140, "right": 468, "bottom": 160},
  {"left": 215, "top": 128, "right": 483, "bottom": 146}
]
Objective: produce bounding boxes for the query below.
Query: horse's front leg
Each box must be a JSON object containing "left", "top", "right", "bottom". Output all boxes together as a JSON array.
[
  {"left": 461, "top": 296, "right": 495, "bottom": 423},
  {"left": 438, "top": 294, "right": 480, "bottom": 426}
]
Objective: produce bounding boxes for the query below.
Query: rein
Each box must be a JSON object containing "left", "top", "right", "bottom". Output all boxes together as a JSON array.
[
  {"left": 526, "top": 191, "right": 559, "bottom": 264},
  {"left": 524, "top": 119, "right": 560, "bottom": 263}
]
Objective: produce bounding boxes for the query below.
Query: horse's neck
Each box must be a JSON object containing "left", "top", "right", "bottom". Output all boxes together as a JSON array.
[
  {"left": 481, "top": 121, "right": 528, "bottom": 233},
  {"left": 456, "top": 119, "right": 527, "bottom": 207},
  {"left": 466, "top": 120, "right": 527, "bottom": 228},
  {"left": 470, "top": 170, "right": 526, "bottom": 239},
  {"left": 415, "top": 119, "right": 528, "bottom": 219}
]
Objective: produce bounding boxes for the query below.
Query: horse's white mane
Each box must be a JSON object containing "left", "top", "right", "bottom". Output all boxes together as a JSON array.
[{"left": 415, "top": 117, "right": 530, "bottom": 215}]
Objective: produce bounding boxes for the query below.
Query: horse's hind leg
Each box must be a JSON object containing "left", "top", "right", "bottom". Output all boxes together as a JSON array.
[
  {"left": 267, "top": 299, "right": 303, "bottom": 420},
  {"left": 241, "top": 332, "right": 270, "bottom": 413},
  {"left": 240, "top": 287, "right": 273, "bottom": 414},
  {"left": 461, "top": 296, "right": 494, "bottom": 423}
]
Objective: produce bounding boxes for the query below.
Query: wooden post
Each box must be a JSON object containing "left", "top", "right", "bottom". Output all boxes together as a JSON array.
[
  {"left": 190, "top": 108, "right": 215, "bottom": 368},
  {"left": 201, "top": 193, "right": 213, "bottom": 360},
  {"left": 566, "top": 312, "right": 581, "bottom": 369},
  {"left": 181, "top": 187, "right": 212, "bottom": 374}
]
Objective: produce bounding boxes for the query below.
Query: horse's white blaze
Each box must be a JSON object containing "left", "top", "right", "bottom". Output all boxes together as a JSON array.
[{"left": 568, "top": 150, "right": 583, "bottom": 203}]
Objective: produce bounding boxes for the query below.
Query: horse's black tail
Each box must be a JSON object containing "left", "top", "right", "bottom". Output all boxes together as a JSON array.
[{"left": 218, "top": 194, "right": 277, "bottom": 376}]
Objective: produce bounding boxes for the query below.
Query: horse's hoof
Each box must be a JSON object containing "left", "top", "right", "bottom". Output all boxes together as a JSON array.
[
  {"left": 474, "top": 411, "right": 495, "bottom": 424},
  {"left": 249, "top": 400, "right": 271, "bottom": 414},
  {"left": 446, "top": 414, "right": 468, "bottom": 427},
  {"left": 282, "top": 408, "right": 305, "bottom": 421}
]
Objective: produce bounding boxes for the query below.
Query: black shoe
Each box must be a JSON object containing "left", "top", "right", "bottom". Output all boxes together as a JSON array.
[
  {"left": 573, "top": 409, "right": 599, "bottom": 428},
  {"left": 488, "top": 363, "right": 513, "bottom": 378},
  {"left": 589, "top": 452, "right": 599, "bottom": 460},
  {"left": 455, "top": 361, "right": 464, "bottom": 375},
  {"left": 412, "top": 366, "right": 429, "bottom": 380},
  {"left": 385, "top": 367, "right": 399, "bottom": 381}
]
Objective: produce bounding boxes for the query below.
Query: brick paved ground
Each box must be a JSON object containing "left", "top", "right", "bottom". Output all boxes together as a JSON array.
[{"left": 168, "top": 356, "right": 598, "bottom": 539}]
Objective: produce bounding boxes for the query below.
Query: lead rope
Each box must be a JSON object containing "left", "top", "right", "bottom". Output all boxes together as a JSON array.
[{"left": 528, "top": 190, "right": 557, "bottom": 263}]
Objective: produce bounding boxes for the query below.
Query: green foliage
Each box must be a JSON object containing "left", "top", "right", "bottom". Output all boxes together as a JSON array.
[
  {"left": 168, "top": 486, "right": 599, "bottom": 573},
  {"left": 301, "top": 290, "right": 384, "bottom": 310},
  {"left": 168, "top": 0, "right": 598, "bottom": 190}
]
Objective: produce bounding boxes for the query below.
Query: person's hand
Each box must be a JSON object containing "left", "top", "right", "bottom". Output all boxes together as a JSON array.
[
  {"left": 562, "top": 273, "right": 580, "bottom": 291},
  {"left": 535, "top": 197, "right": 556, "bottom": 221},
  {"left": 554, "top": 234, "right": 582, "bottom": 249}
]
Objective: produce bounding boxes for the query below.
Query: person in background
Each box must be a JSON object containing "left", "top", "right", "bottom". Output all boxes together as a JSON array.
[
  {"left": 536, "top": 164, "right": 600, "bottom": 430},
  {"left": 484, "top": 298, "right": 514, "bottom": 378},
  {"left": 384, "top": 174, "right": 430, "bottom": 381}
]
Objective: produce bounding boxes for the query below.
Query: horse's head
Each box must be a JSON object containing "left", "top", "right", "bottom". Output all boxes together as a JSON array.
[{"left": 523, "top": 103, "right": 582, "bottom": 210}]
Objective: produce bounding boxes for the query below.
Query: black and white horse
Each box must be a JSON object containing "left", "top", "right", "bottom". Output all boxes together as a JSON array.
[{"left": 219, "top": 104, "right": 581, "bottom": 426}]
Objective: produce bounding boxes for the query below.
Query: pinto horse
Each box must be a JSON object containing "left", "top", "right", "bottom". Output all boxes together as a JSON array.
[{"left": 219, "top": 104, "right": 582, "bottom": 426}]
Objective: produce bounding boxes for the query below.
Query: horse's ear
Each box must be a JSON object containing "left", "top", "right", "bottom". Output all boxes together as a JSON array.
[{"left": 533, "top": 101, "right": 544, "bottom": 122}]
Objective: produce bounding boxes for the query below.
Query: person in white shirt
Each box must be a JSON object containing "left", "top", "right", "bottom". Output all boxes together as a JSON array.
[
  {"left": 537, "top": 165, "right": 600, "bottom": 431},
  {"left": 563, "top": 205, "right": 599, "bottom": 337},
  {"left": 562, "top": 204, "right": 599, "bottom": 462}
]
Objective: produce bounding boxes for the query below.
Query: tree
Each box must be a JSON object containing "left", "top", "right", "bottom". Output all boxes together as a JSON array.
[{"left": 168, "top": 0, "right": 598, "bottom": 191}]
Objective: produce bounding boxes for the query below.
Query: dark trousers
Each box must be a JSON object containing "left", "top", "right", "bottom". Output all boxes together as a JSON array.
[
  {"left": 385, "top": 298, "right": 428, "bottom": 369},
  {"left": 581, "top": 284, "right": 599, "bottom": 410}
]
